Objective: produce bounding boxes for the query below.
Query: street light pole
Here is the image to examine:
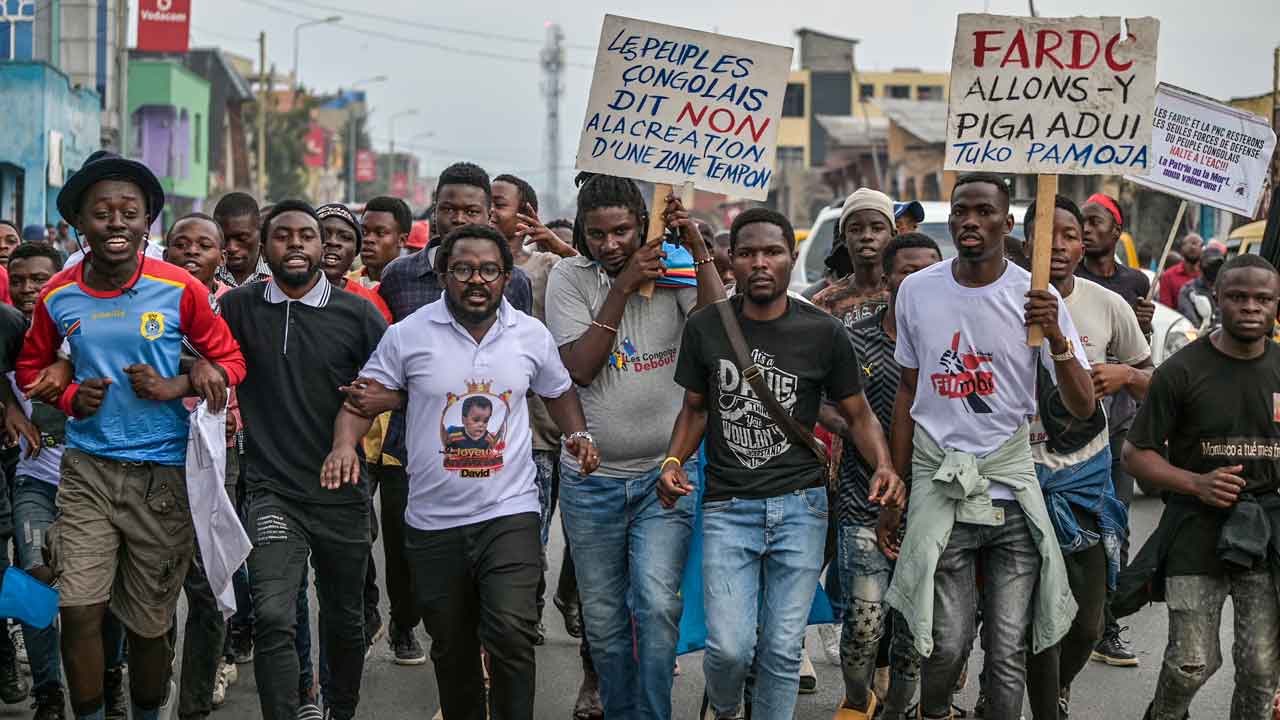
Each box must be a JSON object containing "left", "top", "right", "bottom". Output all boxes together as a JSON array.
[
  {"left": 346, "top": 75, "right": 388, "bottom": 202},
  {"left": 389, "top": 109, "right": 419, "bottom": 198},
  {"left": 292, "top": 16, "right": 342, "bottom": 88}
]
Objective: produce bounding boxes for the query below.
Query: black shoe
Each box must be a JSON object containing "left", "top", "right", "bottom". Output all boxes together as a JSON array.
[
  {"left": 103, "top": 666, "right": 128, "bottom": 720},
  {"left": 389, "top": 623, "right": 426, "bottom": 666},
  {"left": 31, "top": 686, "right": 64, "bottom": 720},
  {"left": 231, "top": 632, "right": 254, "bottom": 664},
  {"left": 555, "top": 593, "right": 583, "bottom": 639},
  {"left": 534, "top": 622, "right": 546, "bottom": 646},
  {"left": 1091, "top": 626, "right": 1139, "bottom": 667},
  {"left": 0, "top": 652, "right": 28, "bottom": 704},
  {"left": 364, "top": 609, "right": 385, "bottom": 654},
  {"left": 973, "top": 691, "right": 988, "bottom": 718}
]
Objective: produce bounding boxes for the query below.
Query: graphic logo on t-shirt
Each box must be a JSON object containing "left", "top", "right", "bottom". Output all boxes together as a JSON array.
[
  {"left": 140, "top": 311, "right": 165, "bottom": 341},
  {"left": 930, "top": 331, "right": 995, "bottom": 414},
  {"left": 440, "top": 380, "right": 511, "bottom": 478},
  {"left": 1273, "top": 393, "right": 1280, "bottom": 423},
  {"left": 716, "top": 349, "right": 797, "bottom": 469},
  {"left": 607, "top": 336, "right": 678, "bottom": 374}
]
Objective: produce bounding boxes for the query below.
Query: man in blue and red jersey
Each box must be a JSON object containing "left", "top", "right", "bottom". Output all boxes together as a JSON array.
[{"left": 15, "top": 152, "right": 246, "bottom": 720}]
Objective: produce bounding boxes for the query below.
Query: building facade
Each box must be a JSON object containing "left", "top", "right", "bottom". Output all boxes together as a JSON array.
[{"left": 127, "top": 58, "right": 211, "bottom": 225}]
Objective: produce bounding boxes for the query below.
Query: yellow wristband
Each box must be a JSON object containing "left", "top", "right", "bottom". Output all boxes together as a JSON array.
[{"left": 661, "top": 456, "right": 683, "bottom": 471}]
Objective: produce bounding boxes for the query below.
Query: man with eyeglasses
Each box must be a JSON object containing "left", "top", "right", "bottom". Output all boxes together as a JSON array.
[
  {"left": 331, "top": 223, "right": 597, "bottom": 720},
  {"left": 373, "top": 163, "right": 534, "bottom": 664}
]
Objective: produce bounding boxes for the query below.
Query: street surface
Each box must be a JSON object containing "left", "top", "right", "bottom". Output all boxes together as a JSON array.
[{"left": 8, "top": 488, "right": 1237, "bottom": 719}]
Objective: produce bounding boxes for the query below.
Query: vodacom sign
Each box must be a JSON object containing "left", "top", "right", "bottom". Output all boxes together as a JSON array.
[{"left": 137, "top": 0, "right": 192, "bottom": 53}]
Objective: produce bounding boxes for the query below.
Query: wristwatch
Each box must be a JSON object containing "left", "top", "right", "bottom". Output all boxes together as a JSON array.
[
  {"left": 567, "top": 430, "right": 595, "bottom": 446},
  {"left": 1049, "top": 339, "right": 1075, "bottom": 363}
]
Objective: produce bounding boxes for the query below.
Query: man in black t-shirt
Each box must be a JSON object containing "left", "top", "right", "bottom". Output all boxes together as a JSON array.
[
  {"left": 1124, "top": 255, "right": 1280, "bottom": 720},
  {"left": 220, "top": 201, "right": 387, "bottom": 720},
  {"left": 658, "top": 208, "right": 901, "bottom": 720},
  {"left": 1076, "top": 192, "right": 1155, "bottom": 666}
]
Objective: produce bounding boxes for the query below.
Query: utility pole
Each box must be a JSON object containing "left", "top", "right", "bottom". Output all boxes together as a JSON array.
[
  {"left": 1271, "top": 45, "right": 1279, "bottom": 191},
  {"left": 257, "top": 32, "right": 269, "bottom": 203},
  {"left": 541, "top": 23, "right": 564, "bottom": 215}
]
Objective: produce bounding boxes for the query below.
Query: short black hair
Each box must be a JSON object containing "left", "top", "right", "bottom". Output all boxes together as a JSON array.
[
  {"left": 260, "top": 200, "right": 320, "bottom": 245},
  {"left": 435, "top": 223, "right": 514, "bottom": 275},
  {"left": 546, "top": 218, "right": 573, "bottom": 232},
  {"left": 0, "top": 219, "right": 17, "bottom": 235},
  {"left": 1216, "top": 254, "right": 1280, "bottom": 292},
  {"left": 713, "top": 230, "right": 731, "bottom": 249},
  {"left": 461, "top": 395, "right": 493, "bottom": 418},
  {"left": 9, "top": 242, "right": 63, "bottom": 270},
  {"left": 572, "top": 172, "right": 649, "bottom": 261},
  {"left": 882, "top": 232, "right": 942, "bottom": 275},
  {"left": 953, "top": 172, "right": 1011, "bottom": 208},
  {"left": 493, "top": 174, "right": 539, "bottom": 214},
  {"left": 213, "top": 192, "right": 259, "bottom": 222},
  {"left": 364, "top": 196, "right": 412, "bottom": 235},
  {"left": 729, "top": 207, "right": 795, "bottom": 253},
  {"left": 167, "top": 212, "right": 224, "bottom": 243},
  {"left": 435, "top": 162, "right": 492, "bottom": 204},
  {"left": 1023, "top": 194, "right": 1085, "bottom": 238}
]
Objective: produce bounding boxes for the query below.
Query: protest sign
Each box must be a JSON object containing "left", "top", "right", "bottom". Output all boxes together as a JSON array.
[
  {"left": 1130, "top": 83, "right": 1277, "bottom": 217},
  {"left": 945, "top": 14, "right": 1159, "bottom": 175},
  {"left": 575, "top": 15, "right": 793, "bottom": 200}
]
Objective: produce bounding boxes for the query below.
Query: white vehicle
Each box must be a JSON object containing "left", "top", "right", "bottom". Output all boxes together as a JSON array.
[{"left": 789, "top": 198, "right": 1196, "bottom": 366}]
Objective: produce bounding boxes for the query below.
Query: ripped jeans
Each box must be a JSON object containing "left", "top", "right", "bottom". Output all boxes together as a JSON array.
[
  {"left": 1149, "top": 570, "right": 1280, "bottom": 720},
  {"left": 837, "top": 523, "right": 920, "bottom": 718}
]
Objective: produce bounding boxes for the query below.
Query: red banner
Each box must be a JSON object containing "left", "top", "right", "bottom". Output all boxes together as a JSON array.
[
  {"left": 137, "top": 0, "right": 191, "bottom": 53},
  {"left": 303, "top": 124, "right": 326, "bottom": 169},
  {"left": 391, "top": 173, "right": 409, "bottom": 197},
  {"left": 413, "top": 182, "right": 428, "bottom": 206},
  {"left": 355, "top": 150, "right": 377, "bottom": 183}
]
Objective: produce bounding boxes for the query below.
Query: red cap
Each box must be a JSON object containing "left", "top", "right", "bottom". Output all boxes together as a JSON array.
[{"left": 407, "top": 220, "right": 430, "bottom": 249}]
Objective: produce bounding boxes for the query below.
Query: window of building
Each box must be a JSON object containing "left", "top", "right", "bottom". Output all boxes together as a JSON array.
[
  {"left": 886, "top": 85, "right": 911, "bottom": 99},
  {"left": 194, "top": 114, "right": 202, "bottom": 163},
  {"left": 917, "top": 85, "right": 944, "bottom": 101},
  {"left": 782, "top": 83, "right": 805, "bottom": 117},
  {"left": 859, "top": 84, "right": 875, "bottom": 100},
  {"left": 776, "top": 146, "right": 804, "bottom": 166}
]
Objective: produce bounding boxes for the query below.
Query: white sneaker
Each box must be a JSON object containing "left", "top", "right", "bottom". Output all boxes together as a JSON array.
[
  {"left": 212, "top": 661, "right": 237, "bottom": 707},
  {"left": 817, "top": 623, "right": 841, "bottom": 665},
  {"left": 9, "top": 623, "right": 27, "bottom": 666}
]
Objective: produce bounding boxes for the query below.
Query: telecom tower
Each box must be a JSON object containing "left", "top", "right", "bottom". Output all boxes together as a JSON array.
[{"left": 541, "top": 23, "right": 564, "bottom": 216}]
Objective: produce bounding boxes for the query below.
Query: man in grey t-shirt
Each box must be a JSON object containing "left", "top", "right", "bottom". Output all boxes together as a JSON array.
[{"left": 545, "top": 173, "right": 717, "bottom": 719}]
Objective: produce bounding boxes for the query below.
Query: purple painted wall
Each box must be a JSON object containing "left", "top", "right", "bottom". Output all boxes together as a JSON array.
[{"left": 130, "top": 104, "right": 190, "bottom": 180}]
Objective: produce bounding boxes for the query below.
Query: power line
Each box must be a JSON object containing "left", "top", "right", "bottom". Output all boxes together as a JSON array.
[
  {"left": 243, "top": 0, "right": 598, "bottom": 52},
  {"left": 233, "top": 0, "right": 594, "bottom": 69}
]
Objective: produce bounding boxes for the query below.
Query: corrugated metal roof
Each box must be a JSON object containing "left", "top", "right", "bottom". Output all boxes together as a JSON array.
[
  {"left": 874, "top": 99, "right": 948, "bottom": 144},
  {"left": 815, "top": 114, "right": 888, "bottom": 146}
]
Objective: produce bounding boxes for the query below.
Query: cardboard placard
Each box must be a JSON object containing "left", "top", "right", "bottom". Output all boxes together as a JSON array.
[
  {"left": 1129, "top": 83, "right": 1278, "bottom": 217},
  {"left": 945, "top": 13, "right": 1159, "bottom": 175},
  {"left": 575, "top": 15, "right": 793, "bottom": 200}
]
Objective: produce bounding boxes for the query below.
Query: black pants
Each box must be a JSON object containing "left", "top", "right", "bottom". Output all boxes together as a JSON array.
[
  {"left": 1026, "top": 509, "right": 1108, "bottom": 720},
  {"left": 246, "top": 491, "right": 370, "bottom": 720},
  {"left": 377, "top": 465, "right": 420, "bottom": 631},
  {"left": 407, "top": 512, "right": 541, "bottom": 720},
  {"left": 1104, "top": 429, "right": 1135, "bottom": 636}
]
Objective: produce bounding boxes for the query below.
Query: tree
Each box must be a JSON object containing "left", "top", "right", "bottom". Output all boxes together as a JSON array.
[{"left": 248, "top": 87, "right": 316, "bottom": 202}]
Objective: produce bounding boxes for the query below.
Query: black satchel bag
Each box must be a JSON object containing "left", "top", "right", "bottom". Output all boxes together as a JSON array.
[{"left": 1034, "top": 354, "right": 1107, "bottom": 455}]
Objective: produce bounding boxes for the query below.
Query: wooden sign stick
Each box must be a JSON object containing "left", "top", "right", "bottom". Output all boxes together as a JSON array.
[
  {"left": 638, "top": 182, "right": 674, "bottom": 299},
  {"left": 1027, "top": 174, "right": 1058, "bottom": 347},
  {"left": 1145, "top": 199, "right": 1189, "bottom": 303}
]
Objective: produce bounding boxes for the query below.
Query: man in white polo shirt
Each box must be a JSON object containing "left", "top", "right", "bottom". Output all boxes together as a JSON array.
[{"left": 323, "top": 223, "right": 599, "bottom": 720}]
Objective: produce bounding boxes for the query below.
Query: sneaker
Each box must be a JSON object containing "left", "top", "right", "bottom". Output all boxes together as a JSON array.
[
  {"left": 364, "top": 610, "right": 386, "bottom": 656},
  {"left": 0, "top": 650, "right": 28, "bottom": 704},
  {"left": 296, "top": 703, "right": 323, "bottom": 720},
  {"left": 798, "top": 644, "right": 817, "bottom": 694},
  {"left": 231, "top": 633, "right": 254, "bottom": 665},
  {"left": 534, "top": 622, "right": 546, "bottom": 647},
  {"left": 1091, "top": 626, "right": 1139, "bottom": 667},
  {"left": 212, "top": 660, "right": 238, "bottom": 707},
  {"left": 818, "top": 623, "right": 841, "bottom": 665},
  {"left": 10, "top": 624, "right": 27, "bottom": 666},
  {"left": 30, "top": 686, "right": 65, "bottom": 720},
  {"left": 103, "top": 665, "right": 128, "bottom": 720},
  {"left": 389, "top": 624, "right": 427, "bottom": 666}
]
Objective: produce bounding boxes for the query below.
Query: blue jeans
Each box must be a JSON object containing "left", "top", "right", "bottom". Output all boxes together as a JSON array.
[
  {"left": 559, "top": 462, "right": 696, "bottom": 720},
  {"left": 702, "top": 487, "right": 828, "bottom": 720},
  {"left": 12, "top": 475, "right": 61, "bottom": 693}
]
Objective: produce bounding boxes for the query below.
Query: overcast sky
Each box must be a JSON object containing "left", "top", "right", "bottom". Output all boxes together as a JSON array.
[{"left": 170, "top": 0, "right": 1279, "bottom": 210}]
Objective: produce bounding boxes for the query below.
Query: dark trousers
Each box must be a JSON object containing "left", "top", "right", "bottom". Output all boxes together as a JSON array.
[
  {"left": 377, "top": 465, "right": 420, "bottom": 631},
  {"left": 1104, "top": 429, "right": 1135, "bottom": 636},
  {"left": 246, "top": 491, "right": 370, "bottom": 720},
  {"left": 407, "top": 512, "right": 541, "bottom": 720},
  {"left": 1026, "top": 510, "right": 1108, "bottom": 720}
]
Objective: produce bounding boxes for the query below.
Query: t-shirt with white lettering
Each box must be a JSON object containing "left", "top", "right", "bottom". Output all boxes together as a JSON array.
[
  {"left": 1030, "top": 276, "right": 1150, "bottom": 470},
  {"left": 545, "top": 256, "right": 695, "bottom": 477},
  {"left": 359, "top": 298, "right": 573, "bottom": 531},
  {"left": 895, "top": 259, "right": 1089, "bottom": 497}
]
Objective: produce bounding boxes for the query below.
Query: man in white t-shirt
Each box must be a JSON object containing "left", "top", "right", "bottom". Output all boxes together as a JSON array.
[
  {"left": 1017, "top": 195, "right": 1153, "bottom": 719},
  {"left": 323, "top": 224, "right": 598, "bottom": 720},
  {"left": 881, "top": 173, "right": 1095, "bottom": 720}
]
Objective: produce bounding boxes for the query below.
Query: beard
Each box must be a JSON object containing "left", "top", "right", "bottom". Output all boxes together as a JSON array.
[
  {"left": 445, "top": 286, "right": 502, "bottom": 327},
  {"left": 267, "top": 255, "right": 319, "bottom": 288}
]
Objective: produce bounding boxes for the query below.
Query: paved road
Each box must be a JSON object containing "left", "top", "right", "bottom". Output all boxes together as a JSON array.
[{"left": 30, "top": 487, "right": 1237, "bottom": 719}]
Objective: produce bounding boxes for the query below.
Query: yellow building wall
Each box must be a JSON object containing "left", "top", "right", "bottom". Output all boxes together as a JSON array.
[
  {"left": 778, "top": 69, "right": 811, "bottom": 166},
  {"left": 851, "top": 70, "right": 950, "bottom": 117}
]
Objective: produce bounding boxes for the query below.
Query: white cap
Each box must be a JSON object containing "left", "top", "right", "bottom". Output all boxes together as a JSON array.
[{"left": 839, "top": 188, "right": 895, "bottom": 231}]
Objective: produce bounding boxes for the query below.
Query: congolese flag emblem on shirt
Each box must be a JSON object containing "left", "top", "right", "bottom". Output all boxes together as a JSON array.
[{"left": 140, "top": 311, "right": 165, "bottom": 341}]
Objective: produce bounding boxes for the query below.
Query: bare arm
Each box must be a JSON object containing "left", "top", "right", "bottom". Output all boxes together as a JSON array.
[
  {"left": 557, "top": 285, "right": 632, "bottom": 387},
  {"left": 1123, "top": 440, "right": 1244, "bottom": 508},
  {"left": 836, "top": 391, "right": 902, "bottom": 507},
  {"left": 320, "top": 408, "right": 377, "bottom": 490},
  {"left": 817, "top": 401, "right": 850, "bottom": 439},
  {"left": 890, "top": 368, "right": 918, "bottom": 481},
  {"left": 542, "top": 386, "right": 599, "bottom": 474},
  {"left": 657, "top": 390, "right": 709, "bottom": 508}
]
